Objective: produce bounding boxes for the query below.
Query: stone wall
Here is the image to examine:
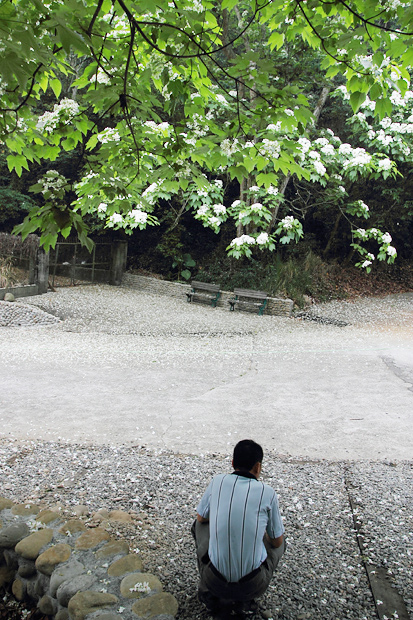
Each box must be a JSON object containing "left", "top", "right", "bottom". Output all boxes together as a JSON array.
[
  {"left": 0, "top": 497, "right": 178, "bottom": 620},
  {"left": 0, "top": 284, "right": 39, "bottom": 300},
  {"left": 122, "top": 274, "right": 294, "bottom": 317}
]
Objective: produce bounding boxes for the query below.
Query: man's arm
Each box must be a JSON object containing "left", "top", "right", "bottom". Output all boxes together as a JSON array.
[
  {"left": 265, "top": 531, "right": 284, "bottom": 548},
  {"left": 197, "top": 513, "right": 209, "bottom": 523}
]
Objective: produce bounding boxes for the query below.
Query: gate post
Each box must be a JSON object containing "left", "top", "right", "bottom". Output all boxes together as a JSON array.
[
  {"left": 35, "top": 248, "right": 50, "bottom": 294},
  {"left": 109, "top": 240, "right": 128, "bottom": 286}
]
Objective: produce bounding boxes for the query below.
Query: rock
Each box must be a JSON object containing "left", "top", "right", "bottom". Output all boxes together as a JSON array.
[
  {"left": 120, "top": 573, "right": 163, "bottom": 599},
  {"left": 89, "top": 614, "right": 122, "bottom": 620},
  {"left": 12, "top": 577, "right": 26, "bottom": 601},
  {"left": 0, "top": 565, "right": 15, "bottom": 587},
  {"left": 55, "top": 610, "right": 70, "bottom": 620},
  {"left": 93, "top": 508, "right": 110, "bottom": 520},
  {"left": 38, "top": 594, "right": 58, "bottom": 616},
  {"left": 35, "top": 543, "right": 72, "bottom": 575},
  {"left": 36, "top": 509, "right": 61, "bottom": 525},
  {"left": 131, "top": 592, "right": 178, "bottom": 618},
  {"left": 56, "top": 574, "right": 97, "bottom": 607},
  {"left": 15, "top": 528, "right": 54, "bottom": 559},
  {"left": 108, "top": 510, "right": 133, "bottom": 523},
  {"left": 96, "top": 539, "right": 129, "bottom": 559},
  {"left": 4, "top": 293, "right": 15, "bottom": 302},
  {"left": 72, "top": 505, "right": 89, "bottom": 517},
  {"left": 0, "top": 498, "right": 14, "bottom": 511},
  {"left": 108, "top": 554, "right": 143, "bottom": 577},
  {"left": 49, "top": 559, "right": 86, "bottom": 597},
  {"left": 67, "top": 591, "right": 118, "bottom": 620},
  {"left": 59, "top": 518, "right": 87, "bottom": 535},
  {"left": 3, "top": 549, "right": 18, "bottom": 569},
  {"left": 75, "top": 528, "right": 110, "bottom": 550},
  {"left": 18, "top": 557, "right": 37, "bottom": 577},
  {"left": 0, "top": 523, "right": 30, "bottom": 548},
  {"left": 11, "top": 503, "right": 40, "bottom": 517}
]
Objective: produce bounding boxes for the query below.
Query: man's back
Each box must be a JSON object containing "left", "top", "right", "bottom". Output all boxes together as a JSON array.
[{"left": 197, "top": 472, "right": 284, "bottom": 582}]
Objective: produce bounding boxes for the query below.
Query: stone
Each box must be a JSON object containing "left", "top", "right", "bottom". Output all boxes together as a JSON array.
[
  {"left": 0, "top": 497, "right": 14, "bottom": 511},
  {"left": 4, "top": 293, "right": 15, "bottom": 302},
  {"left": 49, "top": 559, "right": 86, "bottom": 597},
  {"left": 0, "top": 565, "right": 15, "bottom": 587},
  {"left": 67, "top": 591, "right": 118, "bottom": 620},
  {"left": 108, "top": 510, "right": 132, "bottom": 522},
  {"left": 36, "top": 509, "right": 61, "bottom": 525},
  {"left": 15, "top": 528, "right": 53, "bottom": 559},
  {"left": 131, "top": 592, "right": 178, "bottom": 618},
  {"left": 75, "top": 528, "right": 110, "bottom": 550},
  {"left": 12, "top": 577, "right": 26, "bottom": 601},
  {"left": 18, "top": 557, "right": 37, "bottom": 577},
  {"left": 72, "top": 505, "right": 89, "bottom": 517},
  {"left": 35, "top": 543, "right": 72, "bottom": 575},
  {"left": 108, "top": 554, "right": 143, "bottom": 577},
  {"left": 38, "top": 594, "right": 58, "bottom": 616},
  {"left": 0, "top": 523, "right": 30, "bottom": 548},
  {"left": 3, "top": 549, "right": 19, "bottom": 569},
  {"left": 59, "top": 518, "right": 87, "bottom": 535},
  {"left": 56, "top": 574, "right": 97, "bottom": 607},
  {"left": 11, "top": 503, "right": 40, "bottom": 517},
  {"left": 93, "top": 508, "right": 110, "bottom": 520},
  {"left": 96, "top": 539, "right": 129, "bottom": 559},
  {"left": 120, "top": 573, "right": 163, "bottom": 599},
  {"left": 88, "top": 614, "right": 122, "bottom": 620},
  {"left": 55, "top": 610, "right": 70, "bottom": 620}
]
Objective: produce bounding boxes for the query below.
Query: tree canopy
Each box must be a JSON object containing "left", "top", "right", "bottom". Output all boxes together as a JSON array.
[{"left": 1, "top": 0, "right": 413, "bottom": 269}]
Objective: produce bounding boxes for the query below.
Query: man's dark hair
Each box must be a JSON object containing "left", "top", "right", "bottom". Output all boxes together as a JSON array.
[{"left": 233, "top": 439, "right": 264, "bottom": 471}]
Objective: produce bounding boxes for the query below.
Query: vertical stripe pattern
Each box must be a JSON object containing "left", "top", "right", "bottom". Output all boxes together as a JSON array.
[{"left": 197, "top": 473, "right": 284, "bottom": 582}]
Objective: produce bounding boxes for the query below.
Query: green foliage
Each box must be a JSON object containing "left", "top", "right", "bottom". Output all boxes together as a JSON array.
[{"left": 0, "top": 0, "right": 412, "bottom": 267}]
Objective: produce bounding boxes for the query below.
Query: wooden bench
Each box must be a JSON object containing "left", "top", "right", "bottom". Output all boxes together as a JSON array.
[
  {"left": 229, "top": 288, "right": 268, "bottom": 315},
  {"left": 186, "top": 281, "right": 221, "bottom": 307}
]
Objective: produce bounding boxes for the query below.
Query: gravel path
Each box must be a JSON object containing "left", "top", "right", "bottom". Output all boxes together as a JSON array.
[{"left": 1, "top": 284, "right": 412, "bottom": 619}]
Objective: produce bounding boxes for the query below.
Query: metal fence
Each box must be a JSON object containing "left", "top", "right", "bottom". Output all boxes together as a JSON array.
[{"left": 49, "top": 241, "right": 112, "bottom": 287}]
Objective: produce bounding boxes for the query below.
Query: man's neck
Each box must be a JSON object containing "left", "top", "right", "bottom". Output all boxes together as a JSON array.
[{"left": 232, "top": 469, "right": 257, "bottom": 480}]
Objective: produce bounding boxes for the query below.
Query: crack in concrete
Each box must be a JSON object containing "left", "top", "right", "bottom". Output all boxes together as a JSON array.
[{"left": 381, "top": 356, "right": 413, "bottom": 393}]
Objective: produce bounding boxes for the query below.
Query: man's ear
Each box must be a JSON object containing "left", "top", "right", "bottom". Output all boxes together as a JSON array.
[{"left": 252, "top": 462, "right": 262, "bottom": 477}]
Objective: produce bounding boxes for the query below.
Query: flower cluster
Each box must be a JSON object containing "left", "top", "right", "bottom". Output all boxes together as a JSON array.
[
  {"left": 37, "top": 170, "right": 68, "bottom": 197},
  {"left": 97, "top": 127, "right": 121, "bottom": 143},
  {"left": 353, "top": 229, "right": 397, "bottom": 271},
  {"left": 36, "top": 99, "right": 80, "bottom": 133}
]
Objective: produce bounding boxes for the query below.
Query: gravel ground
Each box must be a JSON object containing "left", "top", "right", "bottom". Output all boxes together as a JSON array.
[
  {"left": 0, "top": 442, "right": 412, "bottom": 620},
  {"left": 1, "top": 284, "right": 412, "bottom": 619}
]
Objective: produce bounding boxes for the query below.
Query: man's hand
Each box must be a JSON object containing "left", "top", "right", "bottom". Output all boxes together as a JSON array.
[{"left": 197, "top": 513, "right": 209, "bottom": 523}]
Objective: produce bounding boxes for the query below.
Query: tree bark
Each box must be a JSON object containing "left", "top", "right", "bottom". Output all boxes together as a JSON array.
[{"left": 267, "top": 86, "right": 331, "bottom": 231}]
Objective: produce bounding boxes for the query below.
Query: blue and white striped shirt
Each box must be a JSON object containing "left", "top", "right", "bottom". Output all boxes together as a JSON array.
[{"left": 197, "top": 472, "right": 284, "bottom": 582}]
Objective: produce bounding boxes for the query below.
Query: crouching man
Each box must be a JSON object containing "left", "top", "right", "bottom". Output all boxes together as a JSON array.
[{"left": 192, "top": 439, "right": 286, "bottom": 617}]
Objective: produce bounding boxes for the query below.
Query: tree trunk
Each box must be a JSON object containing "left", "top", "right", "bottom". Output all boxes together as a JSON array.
[
  {"left": 323, "top": 211, "right": 342, "bottom": 258},
  {"left": 268, "top": 86, "right": 331, "bottom": 231}
]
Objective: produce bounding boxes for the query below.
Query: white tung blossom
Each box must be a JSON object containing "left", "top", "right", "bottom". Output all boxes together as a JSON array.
[
  {"left": 256, "top": 232, "right": 269, "bottom": 244},
  {"left": 230, "top": 234, "right": 256, "bottom": 246},
  {"left": 109, "top": 213, "right": 123, "bottom": 224},
  {"left": 130, "top": 210, "right": 148, "bottom": 224},
  {"left": 36, "top": 98, "right": 80, "bottom": 133},
  {"left": 213, "top": 204, "right": 226, "bottom": 215}
]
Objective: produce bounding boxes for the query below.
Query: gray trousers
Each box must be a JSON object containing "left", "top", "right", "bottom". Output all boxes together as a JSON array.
[{"left": 191, "top": 519, "right": 286, "bottom": 602}]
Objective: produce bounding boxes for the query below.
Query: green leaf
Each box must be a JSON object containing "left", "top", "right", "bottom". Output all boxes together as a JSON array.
[
  {"left": 50, "top": 78, "right": 62, "bottom": 99},
  {"left": 181, "top": 269, "right": 192, "bottom": 280},
  {"left": 349, "top": 91, "right": 366, "bottom": 113}
]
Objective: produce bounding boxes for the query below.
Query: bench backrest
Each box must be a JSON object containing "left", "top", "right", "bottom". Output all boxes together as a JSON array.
[
  {"left": 191, "top": 280, "right": 221, "bottom": 292},
  {"left": 234, "top": 288, "right": 267, "bottom": 299}
]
